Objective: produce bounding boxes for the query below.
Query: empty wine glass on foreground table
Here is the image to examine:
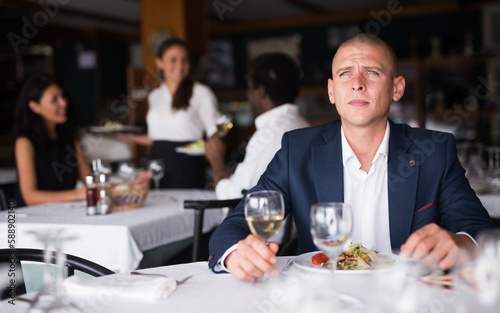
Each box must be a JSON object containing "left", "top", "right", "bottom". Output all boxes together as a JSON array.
[
  {"left": 148, "top": 159, "right": 164, "bottom": 198},
  {"left": 27, "top": 229, "right": 81, "bottom": 313},
  {"left": 310, "top": 202, "right": 353, "bottom": 272},
  {"left": 309, "top": 203, "right": 361, "bottom": 308},
  {"left": 117, "top": 162, "right": 136, "bottom": 184},
  {"left": 466, "top": 228, "right": 500, "bottom": 305}
]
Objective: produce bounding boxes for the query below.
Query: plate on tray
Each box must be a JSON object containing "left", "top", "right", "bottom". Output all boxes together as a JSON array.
[
  {"left": 175, "top": 140, "right": 205, "bottom": 156},
  {"left": 88, "top": 125, "right": 143, "bottom": 133}
]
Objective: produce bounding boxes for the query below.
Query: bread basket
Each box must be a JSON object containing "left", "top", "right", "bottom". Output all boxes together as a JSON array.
[{"left": 110, "top": 184, "right": 149, "bottom": 211}]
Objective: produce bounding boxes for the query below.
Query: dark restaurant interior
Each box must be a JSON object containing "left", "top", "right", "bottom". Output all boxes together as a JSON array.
[
  {"left": 1, "top": 0, "right": 500, "bottom": 167},
  {"left": 0, "top": 1, "right": 499, "bottom": 203}
]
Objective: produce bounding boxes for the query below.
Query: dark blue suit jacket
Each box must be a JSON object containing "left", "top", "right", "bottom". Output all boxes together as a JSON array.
[{"left": 208, "top": 120, "right": 495, "bottom": 269}]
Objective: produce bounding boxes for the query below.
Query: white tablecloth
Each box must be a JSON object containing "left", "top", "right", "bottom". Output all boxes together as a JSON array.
[
  {"left": 0, "top": 190, "right": 226, "bottom": 273},
  {"left": 1, "top": 257, "right": 497, "bottom": 313}
]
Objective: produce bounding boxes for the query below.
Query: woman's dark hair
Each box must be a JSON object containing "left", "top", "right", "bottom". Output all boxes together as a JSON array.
[
  {"left": 13, "top": 73, "right": 77, "bottom": 146},
  {"left": 157, "top": 38, "right": 194, "bottom": 111},
  {"left": 248, "top": 53, "right": 301, "bottom": 107}
]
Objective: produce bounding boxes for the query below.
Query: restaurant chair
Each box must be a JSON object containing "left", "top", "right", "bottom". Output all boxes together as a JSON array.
[
  {"left": 0, "top": 248, "right": 115, "bottom": 300},
  {"left": 183, "top": 198, "right": 242, "bottom": 262},
  {"left": 184, "top": 199, "right": 297, "bottom": 261}
]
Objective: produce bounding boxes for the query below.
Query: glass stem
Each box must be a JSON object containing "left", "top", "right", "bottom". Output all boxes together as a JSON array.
[
  {"left": 41, "top": 244, "right": 53, "bottom": 292},
  {"left": 55, "top": 237, "right": 65, "bottom": 285},
  {"left": 154, "top": 178, "right": 161, "bottom": 199}
]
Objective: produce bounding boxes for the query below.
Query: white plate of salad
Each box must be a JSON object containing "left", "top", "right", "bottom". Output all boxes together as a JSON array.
[{"left": 293, "top": 243, "right": 399, "bottom": 275}]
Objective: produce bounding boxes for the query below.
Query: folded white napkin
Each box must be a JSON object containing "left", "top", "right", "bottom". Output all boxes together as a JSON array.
[{"left": 62, "top": 273, "right": 177, "bottom": 301}]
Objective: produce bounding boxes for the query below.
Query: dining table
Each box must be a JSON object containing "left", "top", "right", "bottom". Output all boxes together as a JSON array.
[
  {"left": 1, "top": 255, "right": 498, "bottom": 313},
  {"left": 0, "top": 189, "right": 227, "bottom": 273}
]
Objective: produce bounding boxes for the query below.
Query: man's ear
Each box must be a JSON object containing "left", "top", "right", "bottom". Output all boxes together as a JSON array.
[
  {"left": 28, "top": 100, "right": 40, "bottom": 114},
  {"left": 256, "top": 85, "right": 266, "bottom": 100},
  {"left": 393, "top": 75, "right": 406, "bottom": 102},
  {"left": 327, "top": 78, "right": 335, "bottom": 104}
]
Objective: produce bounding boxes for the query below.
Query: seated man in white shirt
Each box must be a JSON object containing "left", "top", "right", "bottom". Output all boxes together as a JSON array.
[{"left": 205, "top": 53, "right": 310, "bottom": 200}]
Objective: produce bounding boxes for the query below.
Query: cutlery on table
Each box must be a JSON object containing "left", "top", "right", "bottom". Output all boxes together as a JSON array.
[
  {"left": 130, "top": 271, "right": 193, "bottom": 284},
  {"left": 281, "top": 258, "right": 294, "bottom": 273}
]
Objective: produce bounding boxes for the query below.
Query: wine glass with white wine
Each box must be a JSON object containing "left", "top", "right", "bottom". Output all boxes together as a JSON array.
[
  {"left": 244, "top": 190, "right": 285, "bottom": 246},
  {"left": 216, "top": 113, "right": 233, "bottom": 137},
  {"left": 244, "top": 190, "right": 284, "bottom": 282}
]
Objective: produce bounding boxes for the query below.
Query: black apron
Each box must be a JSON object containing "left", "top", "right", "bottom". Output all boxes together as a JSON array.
[{"left": 149, "top": 140, "right": 205, "bottom": 189}]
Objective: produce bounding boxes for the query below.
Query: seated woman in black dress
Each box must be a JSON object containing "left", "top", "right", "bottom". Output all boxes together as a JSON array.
[{"left": 13, "top": 73, "right": 93, "bottom": 207}]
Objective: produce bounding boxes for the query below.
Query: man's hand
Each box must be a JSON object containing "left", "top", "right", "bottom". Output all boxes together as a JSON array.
[
  {"left": 205, "top": 135, "right": 226, "bottom": 166},
  {"left": 205, "top": 135, "right": 230, "bottom": 186},
  {"left": 225, "top": 234, "right": 280, "bottom": 281},
  {"left": 400, "top": 223, "right": 475, "bottom": 269},
  {"left": 131, "top": 170, "right": 152, "bottom": 186}
]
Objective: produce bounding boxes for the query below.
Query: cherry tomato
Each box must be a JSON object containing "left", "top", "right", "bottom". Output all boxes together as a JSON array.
[{"left": 311, "top": 253, "right": 329, "bottom": 265}]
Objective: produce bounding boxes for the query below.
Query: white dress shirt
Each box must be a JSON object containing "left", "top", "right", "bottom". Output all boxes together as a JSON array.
[
  {"left": 213, "top": 104, "right": 309, "bottom": 273},
  {"left": 342, "top": 123, "right": 476, "bottom": 254},
  {"left": 216, "top": 103, "right": 309, "bottom": 199},
  {"left": 147, "top": 82, "right": 219, "bottom": 141},
  {"left": 342, "top": 122, "right": 392, "bottom": 254}
]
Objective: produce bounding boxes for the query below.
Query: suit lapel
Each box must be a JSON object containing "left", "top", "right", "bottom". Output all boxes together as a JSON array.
[
  {"left": 312, "top": 122, "right": 344, "bottom": 203},
  {"left": 387, "top": 122, "right": 420, "bottom": 250}
]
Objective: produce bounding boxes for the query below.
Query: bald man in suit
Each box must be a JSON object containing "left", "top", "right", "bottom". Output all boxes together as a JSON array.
[{"left": 208, "top": 34, "right": 495, "bottom": 281}]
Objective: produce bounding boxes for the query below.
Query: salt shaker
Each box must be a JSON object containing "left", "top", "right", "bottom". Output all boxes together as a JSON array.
[
  {"left": 97, "top": 173, "right": 112, "bottom": 215},
  {"left": 85, "top": 175, "right": 98, "bottom": 216}
]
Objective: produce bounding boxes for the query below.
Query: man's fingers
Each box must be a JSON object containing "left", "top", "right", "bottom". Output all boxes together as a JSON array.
[
  {"left": 227, "top": 256, "right": 261, "bottom": 281},
  {"left": 244, "top": 237, "right": 278, "bottom": 273},
  {"left": 410, "top": 237, "right": 436, "bottom": 263},
  {"left": 227, "top": 235, "right": 279, "bottom": 280},
  {"left": 249, "top": 239, "right": 277, "bottom": 264},
  {"left": 226, "top": 247, "right": 264, "bottom": 281},
  {"left": 400, "top": 223, "right": 440, "bottom": 261},
  {"left": 400, "top": 223, "right": 470, "bottom": 270},
  {"left": 268, "top": 242, "right": 280, "bottom": 254},
  {"left": 437, "top": 247, "right": 460, "bottom": 270}
]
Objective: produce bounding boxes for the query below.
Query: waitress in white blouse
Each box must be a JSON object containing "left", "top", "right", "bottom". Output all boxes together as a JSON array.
[{"left": 116, "top": 38, "right": 219, "bottom": 188}]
